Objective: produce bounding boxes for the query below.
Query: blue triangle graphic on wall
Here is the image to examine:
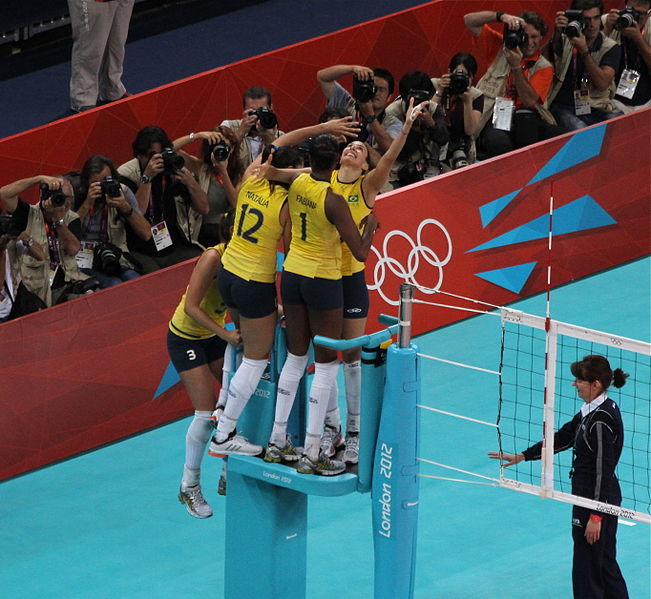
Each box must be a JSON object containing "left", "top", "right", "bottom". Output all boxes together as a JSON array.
[
  {"left": 153, "top": 361, "right": 181, "bottom": 400},
  {"left": 475, "top": 262, "right": 537, "bottom": 294},
  {"left": 480, "top": 189, "right": 522, "bottom": 227}
]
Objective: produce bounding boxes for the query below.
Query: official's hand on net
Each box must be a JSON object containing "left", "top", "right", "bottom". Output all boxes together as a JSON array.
[{"left": 487, "top": 451, "right": 524, "bottom": 467}]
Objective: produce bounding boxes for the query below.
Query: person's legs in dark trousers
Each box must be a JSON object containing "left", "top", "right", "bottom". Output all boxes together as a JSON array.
[{"left": 480, "top": 123, "right": 514, "bottom": 158}]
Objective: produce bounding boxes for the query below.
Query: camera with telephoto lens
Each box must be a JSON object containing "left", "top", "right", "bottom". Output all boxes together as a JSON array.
[
  {"left": 448, "top": 138, "right": 469, "bottom": 170},
  {"left": 248, "top": 106, "right": 278, "bottom": 130},
  {"left": 100, "top": 176, "right": 121, "bottom": 199},
  {"left": 352, "top": 75, "right": 377, "bottom": 103},
  {"left": 160, "top": 147, "right": 185, "bottom": 175},
  {"left": 406, "top": 88, "right": 432, "bottom": 106},
  {"left": 563, "top": 10, "right": 585, "bottom": 38},
  {"left": 40, "top": 183, "right": 67, "bottom": 207},
  {"left": 448, "top": 69, "right": 470, "bottom": 95},
  {"left": 503, "top": 23, "right": 529, "bottom": 49},
  {"left": 93, "top": 241, "right": 122, "bottom": 276},
  {"left": 210, "top": 140, "right": 231, "bottom": 162},
  {"left": 0, "top": 214, "right": 23, "bottom": 237},
  {"left": 615, "top": 6, "right": 642, "bottom": 30}
]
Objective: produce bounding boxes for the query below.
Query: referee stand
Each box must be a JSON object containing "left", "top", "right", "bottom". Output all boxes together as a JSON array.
[{"left": 224, "top": 284, "right": 420, "bottom": 599}]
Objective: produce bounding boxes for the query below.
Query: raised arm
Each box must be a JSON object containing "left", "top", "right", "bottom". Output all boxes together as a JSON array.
[
  {"left": 464, "top": 10, "right": 521, "bottom": 37},
  {"left": 316, "top": 64, "right": 374, "bottom": 99},
  {"left": 0, "top": 175, "right": 60, "bottom": 214}
]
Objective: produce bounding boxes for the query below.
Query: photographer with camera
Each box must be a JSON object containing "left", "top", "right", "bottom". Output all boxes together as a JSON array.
[
  {"left": 220, "top": 87, "right": 284, "bottom": 170},
  {"left": 464, "top": 10, "right": 559, "bottom": 158},
  {"left": 73, "top": 155, "right": 151, "bottom": 288},
  {"left": 316, "top": 64, "right": 402, "bottom": 153},
  {"left": 547, "top": 0, "right": 623, "bottom": 130},
  {"left": 0, "top": 176, "right": 89, "bottom": 306},
  {"left": 604, "top": 0, "right": 651, "bottom": 113},
  {"left": 173, "top": 127, "right": 245, "bottom": 247},
  {"left": 432, "top": 53, "right": 485, "bottom": 170},
  {"left": 118, "top": 126, "right": 210, "bottom": 273},
  {"left": 384, "top": 71, "right": 450, "bottom": 187}
]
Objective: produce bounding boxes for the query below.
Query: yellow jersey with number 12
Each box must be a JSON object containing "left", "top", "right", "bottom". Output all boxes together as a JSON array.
[
  {"left": 330, "top": 170, "right": 369, "bottom": 276},
  {"left": 283, "top": 173, "right": 341, "bottom": 280},
  {"left": 221, "top": 176, "right": 286, "bottom": 283},
  {"left": 169, "top": 244, "right": 227, "bottom": 340}
]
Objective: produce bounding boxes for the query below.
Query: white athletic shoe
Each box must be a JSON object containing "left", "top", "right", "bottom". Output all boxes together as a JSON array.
[
  {"left": 297, "top": 453, "right": 346, "bottom": 476},
  {"left": 208, "top": 429, "right": 263, "bottom": 457},
  {"left": 342, "top": 432, "right": 359, "bottom": 464},
  {"left": 320, "top": 425, "right": 345, "bottom": 458},
  {"left": 178, "top": 485, "right": 213, "bottom": 519},
  {"left": 264, "top": 435, "right": 300, "bottom": 463}
]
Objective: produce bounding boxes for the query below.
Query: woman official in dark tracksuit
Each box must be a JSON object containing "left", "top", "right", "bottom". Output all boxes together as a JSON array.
[{"left": 489, "top": 354, "right": 629, "bottom": 599}]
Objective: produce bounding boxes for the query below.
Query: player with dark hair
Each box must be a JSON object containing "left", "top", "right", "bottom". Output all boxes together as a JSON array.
[{"left": 489, "top": 354, "right": 629, "bottom": 598}]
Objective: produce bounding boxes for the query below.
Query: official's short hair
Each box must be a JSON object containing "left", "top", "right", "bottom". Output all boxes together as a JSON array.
[
  {"left": 519, "top": 11, "right": 549, "bottom": 36},
  {"left": 398, "top": 71, "right": 435, "bottom": 101},
  {"left": 132, "top": 126, "right": 172, "bottom": 157},
  {"left": 308, "top": 134, "right": 340, "bottom": 171},
  {"left": 449, "top": 53, "right": 479, "bottom": 78},
  {"left": 373, "top": 68, "right": 395, "bottom": 95},
  {"left": 243, "top": 86, "right": 272, "bottom": 107}
]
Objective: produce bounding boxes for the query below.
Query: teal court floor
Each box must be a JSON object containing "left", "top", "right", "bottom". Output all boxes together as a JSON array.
[{"left": 1, "top": 257, "right": 649, "bottom": 599}]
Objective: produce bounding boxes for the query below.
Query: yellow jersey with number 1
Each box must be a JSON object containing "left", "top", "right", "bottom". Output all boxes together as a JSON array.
[
  {"left": 221, "top": 176, "right": 286, "bottom": 283},
  {"left": 330, "top": 170, "right": 369, "bottom": 276},
  {"left": 169, "top": 244, "right": 227, "bottom": 340},
  {"left": 283, "top": 173, "right": 341, "bottom": 280}
]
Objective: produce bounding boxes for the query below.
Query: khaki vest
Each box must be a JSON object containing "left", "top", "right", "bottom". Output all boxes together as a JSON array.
[
  {"left": 476, "top": 51, "right": 555, "bottom": 132},
  {"left": 20, "top": 203, "right": 87, "bottom": 306},
  {"left": 118, "top": 158, "right": 203, "bottom": 246},
  {"left": 546, "top": 32, "right": 619, "bottom": 112},
  {"left": 603, "top": 14, "right": 651, "bottom": 45}
]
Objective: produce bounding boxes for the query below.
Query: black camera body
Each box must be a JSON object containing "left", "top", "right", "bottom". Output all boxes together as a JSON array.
[
  {"left": 161, "top": 147, "right": 185, "bottom": 175},
  {"left": 248, "top": 106, "right": 278, "bottom": 130},
  {"left": 406, "top": 88, "right": 432, "bottom": 106},
  {"left": 448, "top": 70, "right": 470, "bottom": 95},
  {"left": 563, "top": 10, "right": 585, "bottom": 38},
  {"left": 352, "top": 76, "right": 377, "bottom": 103},
  {"left": 210, "top": 141, "right": 231, "bottom": 162},
  {"left": 0, "top": 214, "right": 23, "bottom": 237},
  {"left": 100, "top": 176, "right": 121, "bottom": 199},
  {"left": 503, "top": 23, "right": 529, "bottom": 49},
  {"left": 40, "top": 183, "right": 67, "bottom": 207},
  {"left": 93, "top": 241, "right": 122, "bottom": 276},
  {"left": 615, "top": 6, "right": 642, "bottom": 30}
]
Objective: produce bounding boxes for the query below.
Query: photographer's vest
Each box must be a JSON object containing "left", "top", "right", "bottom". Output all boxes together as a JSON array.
[
  {"left": 221, "top": 119, "right": 284, "bottom": 171},
  {"left": 545, "top": 33, "right": 618, "bottom": 112},
  {"left": 432, "top": 78, "right": 484, "bottom": 163},
  {"left": 602, "top": 14, "right": 651, "bottom": 45},
  {"left": 118, "top": 158, "right": 203, "bottom": 246},
  {"left": 20, "top": 204, "right": 87, "bottom": 305},
  {"left": 476, "top": 52, "right": 555, "bottom": 133}
]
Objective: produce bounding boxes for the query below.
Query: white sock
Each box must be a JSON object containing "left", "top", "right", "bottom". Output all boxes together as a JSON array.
[
  {"left": 270, "top": 352, "right": 309, "bottom": 446},
  {"left": 216, "top": 357, "right": 268, "bottom": 441},
  {"left": 182, "top": 410, "right": 213, "bottom": 486},
  {"left": 305, "top": 360, "right": 339, "bottom": 460},
  {"left": 344, "top": 360, "right": 362, "bottom": 434},
  {"left": 324, "top": 375, "right": 341, "bottom": 430},
  {"left": 217, "top": 345, "right": 236, "bottom": 409}
]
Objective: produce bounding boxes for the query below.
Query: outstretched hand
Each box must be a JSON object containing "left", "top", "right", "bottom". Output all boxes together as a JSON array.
[{"left": 487, "top": 451, "right": 524, "bottom": 467}]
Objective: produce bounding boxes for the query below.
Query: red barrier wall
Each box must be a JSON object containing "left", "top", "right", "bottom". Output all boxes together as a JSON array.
[{"left": 1, "top": 0, "right": 646, "bottom": 480}]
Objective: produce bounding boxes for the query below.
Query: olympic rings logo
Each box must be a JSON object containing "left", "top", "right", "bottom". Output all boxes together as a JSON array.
[{"left": 367, "top": 219, "right": 453, "bottom": 306}]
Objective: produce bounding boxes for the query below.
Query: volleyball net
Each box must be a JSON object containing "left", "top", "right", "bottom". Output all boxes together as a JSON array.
[{"left": 496, "top": 308, "right": 651, "bottom": 524}]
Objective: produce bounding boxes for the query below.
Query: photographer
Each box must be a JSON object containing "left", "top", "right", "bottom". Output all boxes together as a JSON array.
[
  {"left": 464, "top": 10, "right": 559, "bottom": 158},
  {"left": 118, "top": 126, "right": 209, "bottom": 273},
  {"left": 220, "top": 86, "right": 284, "bottom": 170},
  {"left": 0, "top": 176, "right": 88, "bottom": 306},
  {"left": 74, "top": 155, "right": 151, "bottom": 288},
  {"left": 604, "top": 0, "right": 651, "bottom": 113},
  {"left": 316, "top": 64, "right": 402, "bottom": 153},
  {"left": 432, "top": 53, "right": 484, "bottom": 170},
  {"left": 547, "top": 0, "right": 623, "bottom": 130},
  {"left": 384, "top": 71, "right": 450, "bottom": 188},
  {"left": 173, "top": 127, "right": 245, "bottom": 247}
]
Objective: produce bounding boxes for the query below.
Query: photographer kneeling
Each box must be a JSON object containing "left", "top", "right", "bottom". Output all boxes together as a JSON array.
[
  {"left": 0, "top": 175, "right": 89, "bottom": 306},
  {"left": 433, "top": 53, "right": 484, "bottom": 170},
  {"left": 74, "top": 155, "right": 152, "bottom": 288}
]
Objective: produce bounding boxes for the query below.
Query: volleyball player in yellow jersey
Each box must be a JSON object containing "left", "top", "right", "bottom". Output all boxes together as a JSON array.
[
  {"left": 266, "top": 134, "right": 379, "bottom": 476},
  {"left": 167, "top": 215, "right": 242, "bottom": 519},
  {"left": 320, "top": 97, "right": 427, "bottom": 464}
]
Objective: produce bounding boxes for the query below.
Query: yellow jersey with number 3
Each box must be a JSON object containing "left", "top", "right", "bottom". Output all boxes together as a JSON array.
[
  {"left": 283, "top": 173, "right": 341, "bottom": 280},
  {"left": 330, "top": 170, "right": 369, "bottom": 276},
  {"left": 169, "top": 244, "right": 227, "bottom": 339},
  {"left": 221, "top": 176, "right": 286, "bottom": 283}
]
